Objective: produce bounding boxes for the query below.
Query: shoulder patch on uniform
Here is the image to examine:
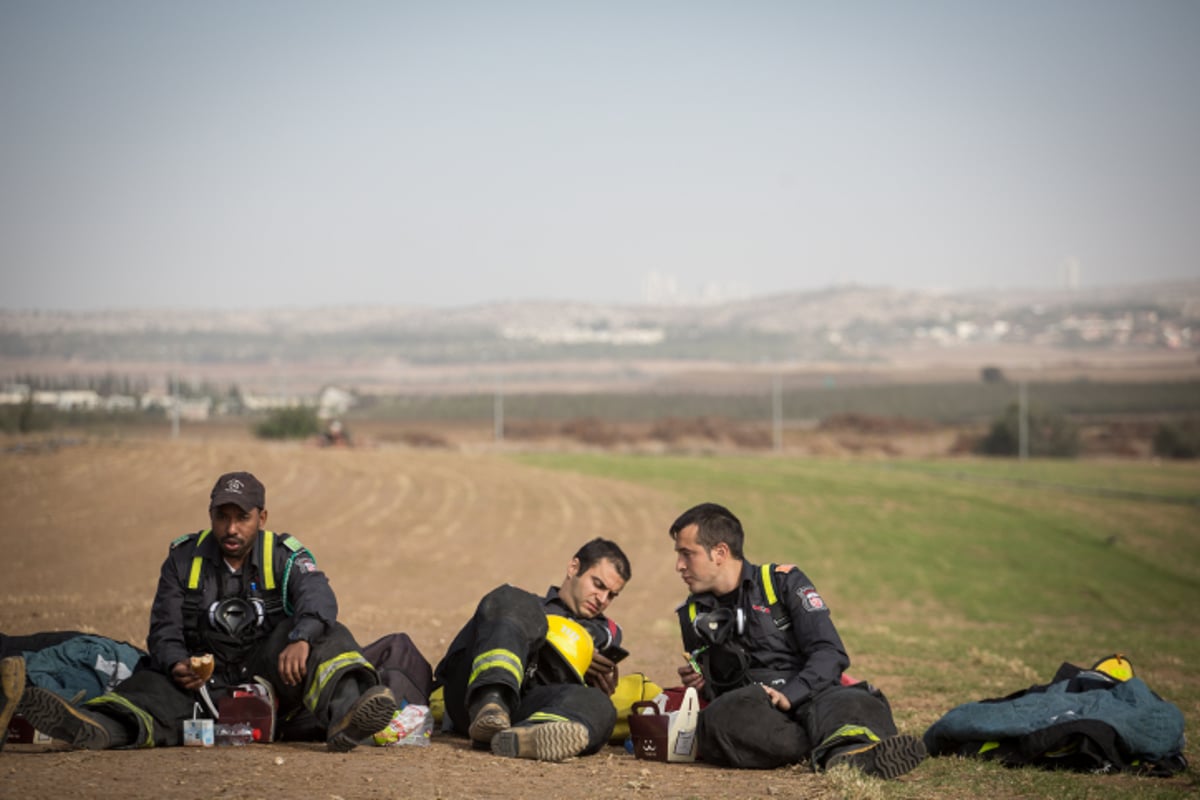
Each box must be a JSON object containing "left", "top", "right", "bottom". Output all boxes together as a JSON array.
[
  {"left": 292, "top": 555, "right": 318, "bottom": 573},
  {"left": 170, "top": 532, "right": 199, "bottom": 550},
  {"left": 775, "top": 564, "right": 797, "bottom": 573},
  {"left": 279, "top": 534, "right": 305, "bottom": 553},
  {"left": 797, "top": 585, "right": 827, "bottom": 612}
]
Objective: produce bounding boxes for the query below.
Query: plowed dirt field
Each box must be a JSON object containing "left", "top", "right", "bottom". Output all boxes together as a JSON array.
[{"left": 1, "top": 437, "right": 884, "bottom": 799}]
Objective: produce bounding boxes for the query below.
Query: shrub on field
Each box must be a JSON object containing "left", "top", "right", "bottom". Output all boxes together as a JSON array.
[
  {"left": 504, "top": 420, "right": 558, "bottom": 440},
  {"left": 649, "top": 416, "right": 728, "bottom": 443},
  {"left": 0, "top": 395, "right": 51, "bottom": 434},
  {"left": 1152, "top": 419, "right": 1200, "bottom": 459},
  {"left": 818, "top": 413, "right": 935, "bottom": 434},
  {"left": 254, "top": 407, "right": 321, "bottom": 440},
  {"left": 977, "top": 403, "right": 1080, "bottom": 457},
  {"left": 561, "top": 417, "right": 622, "bottom": 446},
  {"left": 980, "top": 365, "right": 1008, "bottom": 383},
  {"left": 728, "top": 426, "right": 772, "bottom": 449}
]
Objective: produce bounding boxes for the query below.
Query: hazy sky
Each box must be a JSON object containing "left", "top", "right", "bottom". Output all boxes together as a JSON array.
[{"left": 2, "top": 1, "right": 1198, "bottom": 310}]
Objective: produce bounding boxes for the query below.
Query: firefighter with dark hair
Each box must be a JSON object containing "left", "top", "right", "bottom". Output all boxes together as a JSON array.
[
  {"left": 671, "top": 502, "right": 926, "bottom": 779},
  {"left": 20, "top": 471, "right": 396, "bottom": 751},
  {"left": 435, "top": 537, "right": 631, "bottom": 762}
]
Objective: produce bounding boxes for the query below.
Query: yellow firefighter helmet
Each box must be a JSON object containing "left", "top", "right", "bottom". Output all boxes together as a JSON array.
[
  {"left": 1091, "top": 653, "right": 1134, "bottom": 682},
  {"left": 541, "top": 614, "right": 594, "bottom": 684}
]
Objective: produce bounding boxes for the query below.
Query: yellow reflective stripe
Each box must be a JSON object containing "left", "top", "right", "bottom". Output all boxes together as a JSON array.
[
  {"left": 469, "top": 649, "right": 524, "bottom": 686},
  {"left": 262, "top": 530, "right": 276, "bottom": 591},
  {"left": 527, "top": 711, "right": 569, "bottom": 723},
  {"left": 187, "top": 530, "right": 211, "bottom": 589},
  {"left": 303, "top": 651, "right": 374, "bottom": 711},
  {"left": 818, "top": 724, "right": 881, "bottom": 750},
  {"left": 1044, "top": 743, "right": 1080, "bottom": 757},
  {"left": 979, "top": 741, "right": 999, "bottom": 754},
  {"left": 761, "top": 563, "right": 777, "bottom": 605},
  {"left": 87, "top": 694, "right": 157, "bottom": 748},
  {"left": 687, "top": 602, "right": 697, "bottom": 622}
]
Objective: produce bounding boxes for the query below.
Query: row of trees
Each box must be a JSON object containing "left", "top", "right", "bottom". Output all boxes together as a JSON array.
[
  {"left": 245, "top": 402, "right": 1200, "bottom": 460},
  {"left": 4, "top": 373, "right": 1196, "bottom": 459},
  {"left": 977, "top": 404, "right": 1080, "bottom": 457},
  {"left": 976, "top": 404, "right": 1199, "bottom": 459}
]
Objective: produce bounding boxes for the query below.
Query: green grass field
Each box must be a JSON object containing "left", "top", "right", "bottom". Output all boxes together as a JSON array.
[
  {"left": 358, "top": 379, "right": 1200, "bottom": 424},
  {"left": 519, "top": 452, "right": 1200, "bottom": 798}
]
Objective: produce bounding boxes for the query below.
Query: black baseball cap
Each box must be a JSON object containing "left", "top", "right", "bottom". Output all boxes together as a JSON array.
[{"left": 209, "top": 471, "right": 266, "bottom": 512}]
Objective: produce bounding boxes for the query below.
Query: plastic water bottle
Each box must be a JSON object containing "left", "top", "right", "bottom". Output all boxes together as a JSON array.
[{"left": 215, "top": 722, "right": 254, "bottom": 746}]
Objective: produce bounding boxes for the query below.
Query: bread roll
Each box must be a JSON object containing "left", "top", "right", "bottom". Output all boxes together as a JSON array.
[{"left": 189, "top": 653, "right": 215, "bottom": 682}]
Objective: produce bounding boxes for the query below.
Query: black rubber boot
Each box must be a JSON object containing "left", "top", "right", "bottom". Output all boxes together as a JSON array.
[{"left": 466, "top": 687, "right": 512, "bottom": 747}]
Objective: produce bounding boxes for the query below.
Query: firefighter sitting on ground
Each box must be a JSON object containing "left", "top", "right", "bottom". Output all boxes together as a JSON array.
[
  {"left": 19, "top": 471, "right": 395, "bottom": 751},
  {"left": 434, "top": 537, "right": 631, "bottom": 761},
  {"left": 671, "top": 502, "right": 926, "bottom": 779}
]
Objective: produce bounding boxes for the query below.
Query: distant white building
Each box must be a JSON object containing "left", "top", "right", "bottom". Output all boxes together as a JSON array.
[
  {"left": 33, "top": 390, "right": 101, "bottom": 410},
  {"left": 241, "top": 393, "right": 315, "bottom": 412},
  {"left": 178, "top": 397, "right": 212, "bottom": 422},
  {"left": 0, "top": 384, "right": 31, "bottom": 405},
  {"left": 102, "top": 394, "right": 138, "bottom": 412},
  {"left": 140, "top": 391, "right": 172, "bottom": 411},
  {"left": 318, "top": 386, "right": 356, "bottom": 419},
  {"left": 500, "top": 324, "right": 665, "bottom": 345}
]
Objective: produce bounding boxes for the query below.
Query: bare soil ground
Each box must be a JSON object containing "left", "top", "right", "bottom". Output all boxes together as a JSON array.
[
  {"left": 3, "top": 433, "right": 1195, "bottom": 799},
  {"left": 1, "top": 436, "right": 920, "bottom": 800}
]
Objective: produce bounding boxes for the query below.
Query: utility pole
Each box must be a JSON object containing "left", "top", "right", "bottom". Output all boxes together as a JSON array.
[
  {"left": 170, "top": 372, "right": 180, "bottom": 440},
  {"left": 493, "top": 374, "right": 504, "bottom": 443},
  {"left": 1018, "top": 380, "right": 1028, "bottom": 461},
  {"left": 772, "top": 373, "right": 783, "bottom": 453}
]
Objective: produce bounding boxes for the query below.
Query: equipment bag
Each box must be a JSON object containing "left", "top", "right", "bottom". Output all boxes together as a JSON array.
[{"left": 362, "top": 633, "right": 434, "bottom": 707}]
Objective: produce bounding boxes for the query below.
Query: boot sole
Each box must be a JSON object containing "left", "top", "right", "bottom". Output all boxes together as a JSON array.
[
  {"left": 468, "top": 701, "right": 510, "bottom": 745},
  {"left": 829, "top": 734, "right": 927, "bottom": 779},
  {"left": 326, "top": 686, "right": 397, "bottom": 753},
  {"left": 491, "top": 721, "right": 589, "bottom": 762},
  {"left": 21, "top": 687, "right": 111, "bottom": 750}
]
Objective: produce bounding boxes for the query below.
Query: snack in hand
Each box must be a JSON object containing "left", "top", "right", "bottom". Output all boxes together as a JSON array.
[{"left": 189, "top": 653, "right": 215, "bottom": 682}]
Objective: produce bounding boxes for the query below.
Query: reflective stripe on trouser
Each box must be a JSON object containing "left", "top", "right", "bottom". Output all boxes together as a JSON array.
[
  {"left": 304, "top": 651, "right": 375, "bottom": 712},
  {"left": 433, "top": 584, "right": 548, "bottom": 734},
  {"left": 811, "top": 723, "right": 883, "bottom": 766},
  {"left": 805, "top": 682, "right": 898, "bottom": 768},
  {"left": 469, "top": 648, "right": 524, "bottom": 689},
  {"left": 88, "top": 693, "right": 157, "bottom": 748}
]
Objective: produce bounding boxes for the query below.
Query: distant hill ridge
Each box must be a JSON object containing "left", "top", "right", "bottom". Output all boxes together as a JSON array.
[{"left": 3, "top": 280, "right": 1198, "bottom": 336}]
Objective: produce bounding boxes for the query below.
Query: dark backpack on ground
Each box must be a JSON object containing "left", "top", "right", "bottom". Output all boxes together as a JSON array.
[{"left": 362, "top": 633, "right": 433, "bottom": 706}]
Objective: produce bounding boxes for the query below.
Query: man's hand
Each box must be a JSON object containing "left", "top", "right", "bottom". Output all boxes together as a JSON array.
[
  {"left": 278, "top": 640, "right": 311, "bottom": 687},
  {"left": 678, "top": 654, "right": 705, "bottom": 691},
  {"left": 171, "top": 660, "right": 206, "bottom": 692},
  {"left": 762, "top": 685, "right": 791, "bottom": 711},
  {"left": 585, "top": 652, "right": 619, "bottom": 695}
]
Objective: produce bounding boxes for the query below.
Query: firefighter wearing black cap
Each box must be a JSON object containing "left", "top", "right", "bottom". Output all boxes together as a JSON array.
[
  {"left": 671, "top": 502, "right": 926, "bottom": 779},
  {"left": 19, "top": 471, "right": 396, "bottom": 751}
]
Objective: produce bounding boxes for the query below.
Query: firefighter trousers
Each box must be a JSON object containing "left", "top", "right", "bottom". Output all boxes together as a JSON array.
[
  {"left": 436, "top": 583, "right": 615, "bottom": 754},
  {"left": 86, "top": 620, "right": 378, "bottom": 747},
  {"left": 696, "top": 681, "right": 898, "bottom": 769}
]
